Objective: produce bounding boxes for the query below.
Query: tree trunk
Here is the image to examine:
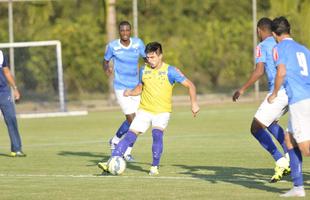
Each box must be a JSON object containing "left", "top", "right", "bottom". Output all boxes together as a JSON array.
[{"left": 106, "top": 0, "right": 117, "bottom": 105}]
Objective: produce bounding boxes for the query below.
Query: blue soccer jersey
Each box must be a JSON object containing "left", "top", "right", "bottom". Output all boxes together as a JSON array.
[
  {"left": 256, "top": 36, "right": 280, "bottom": 92},
  {"left": 0, "top": 50, "right": 9, "bottom": 92},
  {"left": 104, "top": 37, "right": 146, "bottom": 90},
  {"left": 273, "top": 38, "right": 310, "bottom": 105}
]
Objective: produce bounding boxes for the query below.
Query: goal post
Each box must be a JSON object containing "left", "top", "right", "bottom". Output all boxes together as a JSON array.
[{"left": 0, "top": 40, "right": 66, "bottom": 112}]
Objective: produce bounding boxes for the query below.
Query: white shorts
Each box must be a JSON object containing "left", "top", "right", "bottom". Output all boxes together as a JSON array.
[
  {"left": 129, "top": 109, "right": 171, "bottom": 133},
  {"left": 287, "top": 99, "right": 310, "bottom": 143},
  {"left": 254, "top": 89, "right": 288, "bottom": 126},
  {"left": 115, "top": 90, "right": 140, "bottom": 115}
]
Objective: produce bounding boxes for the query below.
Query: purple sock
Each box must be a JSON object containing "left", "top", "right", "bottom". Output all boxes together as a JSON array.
[
  {"left": 112, "top": 131, "right": 137, "bottom": 157},
  {"left": 267, "top": 123, "right": 288, "bottom": 153},
  {"left": 152, "top": 129, "right": 163, "bottom": 166},
  {"left": 115, "top": 120, "right": 130, "bottom": 138},
  {"left": 253, "top": 128, "right": 283, "bottom": 161},
  {"left": 288, "top": 148, "right": 303, "bottom": 186}
]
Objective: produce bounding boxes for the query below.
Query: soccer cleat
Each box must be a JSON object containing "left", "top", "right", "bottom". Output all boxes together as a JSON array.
[
  {"left": 280, "top": 186, "right": 306, "bottom": 197},
  {"left": 109, "top": 139, "right": 116, "bottom": 150},
  {"left": 123, "top": 154, "right": 135, "bottom": 162},
  {"left": 149, "top": 166, "right": 159, "bottom": 176},
  {"left": 270, "top": 165, "right": 290, "bottom": 183},
  {"left": 98, "top": 162, "right": 109, "bottom": 172},
  {"left": 10, "top": 151, "right": 26, "bottom": 157},
  {"left": 283, "top": 166, "right": 291, "bottom": 176}
]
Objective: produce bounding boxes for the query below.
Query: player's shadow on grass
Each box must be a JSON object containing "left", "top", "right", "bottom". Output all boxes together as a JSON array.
[
  {"left": 126, "top": 161, "right": 151, "bottom": 174},
  {"left": 174, "top": 165, "right": 310, "bottom": 193},
  {"left": 58, "top": 151, "right": 110, "bottom": 166},
  {"left": 0, "top": 153, "right": 12, "bottom": 157}
]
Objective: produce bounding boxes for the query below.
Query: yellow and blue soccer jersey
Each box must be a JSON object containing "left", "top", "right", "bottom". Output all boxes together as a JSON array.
[
  {"left": 138, "top": 63, "right": 186, "bottom": 113},
  {"left": 273, "top": 38, "right": 310, "bottom": 105},
  {"left": 104, "top": 37, "right": 146, "bottom": 90},
  {"left": 256, "top": 36, "right": 281, "bottom": 92}
]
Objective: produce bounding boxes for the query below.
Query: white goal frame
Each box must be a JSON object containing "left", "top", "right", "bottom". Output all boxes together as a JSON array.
[{"left": 0, "top": 40, "right": 66, "bottom": 112}]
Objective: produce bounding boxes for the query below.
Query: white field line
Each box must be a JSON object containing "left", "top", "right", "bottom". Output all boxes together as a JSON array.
[
  {"left": 0, "top": 134, "right": 210, "bottom": 148},
  {"left": 0, "top": 173, "right": 284, "bottom": 183},
  {"left": 2, "top": 173, "right": 310, "bottom": 184}
]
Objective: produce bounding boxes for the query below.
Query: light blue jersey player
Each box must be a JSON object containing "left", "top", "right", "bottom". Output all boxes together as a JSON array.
[
  {"left": 268, "top": 16, "right": 310, "bottom": 197},
  {"left": 233, "top": 18, "right": 289, "bottom": 183},
  {"left": 104, "top": 36, "right": 145, "bottom": 90},
  {"left": 257, "top": 36, "right": 284, "bottom": 92},
  {"left": 102, "top": 21, "right": 146, "bottom": 161}
]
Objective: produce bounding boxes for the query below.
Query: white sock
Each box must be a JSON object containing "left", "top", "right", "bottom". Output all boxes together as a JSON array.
[
  {"left": 111, "top": 136, "right": 121, "bottom": 145},
  {"left": 124, "top": 147, "right": 132, "bottom": 156},
  {"left": 285, "top": 152, "right": 290, "bottom": 163},
  {"left": 276, "top": 157, "right": 289, "bottom": 168}
]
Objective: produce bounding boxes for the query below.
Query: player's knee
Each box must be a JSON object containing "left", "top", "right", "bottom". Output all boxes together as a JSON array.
[
  {"left": 300, "top": 148, "right": 310, "bottom": 157},
  {"left": 250, "top": 122, "right": 259, "bottom": 135},
  {"left": 4, "top": 113, "right": 16, "bottom": 123},
  {"left": 126, "top": 114, "right": 135, "bottom": 124},
  {"left": 284, "top": 134, "right": 296, "bottom": 149},
  {"left": 250, "top": 119, "right": 264, "bottom": 135},
  {"left": 152, "top": 129, "right": 163, "bottom": 142}
]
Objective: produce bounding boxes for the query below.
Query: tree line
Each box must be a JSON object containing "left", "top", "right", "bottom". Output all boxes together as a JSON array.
[{"left": 0, "top": 0, "right": 309, "bottom": 99}]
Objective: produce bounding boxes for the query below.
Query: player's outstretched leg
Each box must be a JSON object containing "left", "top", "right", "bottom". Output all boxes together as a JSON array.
[
  {"left": 112, "top": 131, "right": 137, "bottom": 157},
  {"left": 149, "top": 129, "right": 163, "bottom": 175},
  {"left": 99, "top": 131, "right": 137, "bottom": 173},
  {"left": 280, "top": 147, "right": 305, "bottom": 197},
  {"left": 109, "top": 120, "right": 130, "bottom": 150},
  {"left": 251, "top": 120, "right": 288, "bottom": 182}
]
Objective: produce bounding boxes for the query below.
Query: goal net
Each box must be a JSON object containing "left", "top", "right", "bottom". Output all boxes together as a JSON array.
[{"left": 0, "top": 40, "right": 66, "bottom": 115}]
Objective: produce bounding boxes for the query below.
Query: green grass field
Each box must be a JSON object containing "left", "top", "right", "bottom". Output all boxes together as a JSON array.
[{"left": 0, "top": 102, "right": 309, "bottom": 200}]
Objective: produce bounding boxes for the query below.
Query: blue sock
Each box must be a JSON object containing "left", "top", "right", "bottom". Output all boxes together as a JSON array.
[
  {"left": 115, "top": 120, "right": 130, "bottom": 138},
  {"left": 267, "top": 123, "right": 288, "bottom": 153},
  {"left": 112, "top": 131, "right": 137, "bottom": 157},
  {"left": 152, "top": 129, "right": 163, "bottom": 166},
  {"left": 253, "top": 128, "right": 283, "bottom": 161},
  {"left": 288, "top": 148, "right": 303, "bottom": 187}
]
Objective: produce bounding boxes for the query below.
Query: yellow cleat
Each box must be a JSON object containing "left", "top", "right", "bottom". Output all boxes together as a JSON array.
[
  {"left": 270, "top": 165, "right": 290, "bottom": 183},
  {"left": 149, "top": 166, "right": 159, "bottom": 176},
  {"left": 98, "top": 162, "right": 108, "bottom": 173},
  {"left": 283, "top": 166, "right": 291, "bottom": 176},
  {"left": 10, "top": 151, "right": 26, "bottom": 157}
]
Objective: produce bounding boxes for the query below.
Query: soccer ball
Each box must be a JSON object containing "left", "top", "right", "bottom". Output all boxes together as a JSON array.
[{"left": 107, "top": 156, "right": 126, "bottom": 175}]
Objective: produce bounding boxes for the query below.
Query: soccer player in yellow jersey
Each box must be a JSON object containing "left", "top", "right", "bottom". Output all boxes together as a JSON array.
[{"left": 98, "top": 42, "right": 200, "bottom": 175}]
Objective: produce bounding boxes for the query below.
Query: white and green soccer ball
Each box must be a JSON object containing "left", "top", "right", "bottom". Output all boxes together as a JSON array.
[{"left": 107, "top": 156, "right": 126, "bottom": 175}]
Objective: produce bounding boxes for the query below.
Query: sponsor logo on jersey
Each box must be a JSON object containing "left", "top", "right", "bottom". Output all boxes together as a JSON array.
[
  {"left": 256, "top": 46, "right": 261, "bottom": 58},
  {"left": 273, "top": 47, "right": 279, "bottom": 61}
]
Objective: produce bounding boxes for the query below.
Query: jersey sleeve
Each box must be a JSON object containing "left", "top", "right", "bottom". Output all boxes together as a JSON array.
[
  {"left": 255, "top": 44, "right": 266, "bottom": 64},
  {"left": 168, "top": 66, "right": 186, "bottom": 84},
  {"left": 273, "top": 45, "right": 287, "bottom": 67},
  {"left": 139, "top": 66, "right": 145, "bottom": 84},
  {"left": 0, "top": 51, "right": 8, "bottom": 68},
  {"left": 138, "top": 39, "right": 146, "bottom": 58},
  {"left": 104, "top": 43, "right": 113, "bottom": 61}
]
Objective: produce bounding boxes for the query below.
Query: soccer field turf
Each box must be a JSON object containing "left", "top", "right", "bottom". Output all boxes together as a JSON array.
[{"left": 0, "top": 102, "right": 309, "bottom": 200}]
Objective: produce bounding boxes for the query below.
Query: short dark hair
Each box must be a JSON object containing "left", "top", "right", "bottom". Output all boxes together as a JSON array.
[
  {"left": 257, "top": 17, "right": 272, "bottom": 32},
  {"left": 272, "top": 16, "right": 290, "bottom": 36},
  {"left": 145, "top": 42, "right": 163, "bottom": 55},
  {"left": 119, "top": 21, "right": 131, "bottom": 29}
]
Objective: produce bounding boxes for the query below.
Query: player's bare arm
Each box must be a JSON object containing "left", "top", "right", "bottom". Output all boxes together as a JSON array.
[
  {"left": 123, "top": 84, "right": 143, "bottom": 97},
  {"left": 181, "top": 79, "right": 200, "bottom": 117},
  {"left": 3, "top": 67, "right": 20, "bottom": 101},
  {"left": 268, "top": 64, "right": 286, "bottom": 104},
  {"left": 103, "top": 60, "right": 113, "bottom": 76},
  {"left": 233, "top": 62, "right": 265, "bottom": 101}
]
